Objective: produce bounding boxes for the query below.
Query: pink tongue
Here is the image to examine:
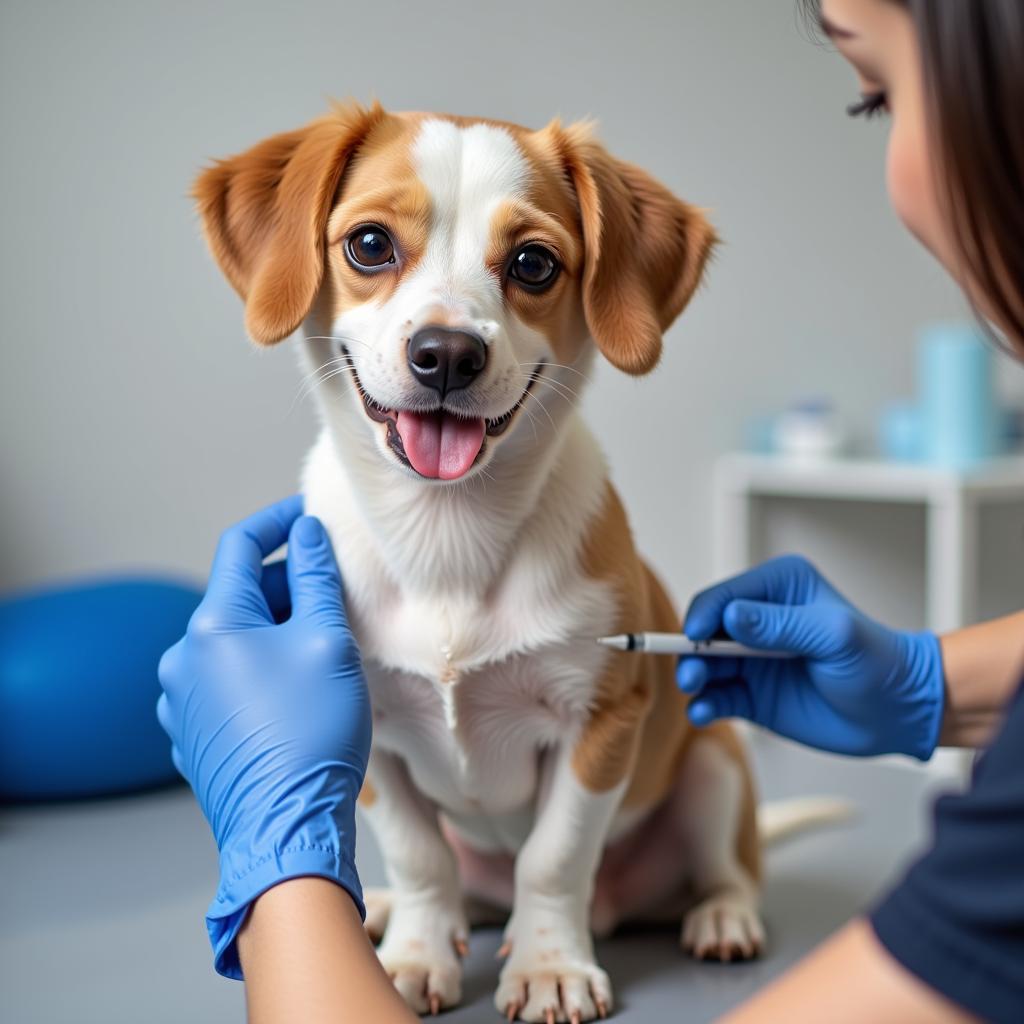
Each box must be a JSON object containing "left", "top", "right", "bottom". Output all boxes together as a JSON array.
[{"left": 396, "top": 410, "right": 486, "bottom": 480}]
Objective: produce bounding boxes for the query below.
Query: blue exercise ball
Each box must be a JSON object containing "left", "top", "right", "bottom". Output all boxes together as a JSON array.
[{"left": 0, "top": 577, "right": 202, "bottom": 801}]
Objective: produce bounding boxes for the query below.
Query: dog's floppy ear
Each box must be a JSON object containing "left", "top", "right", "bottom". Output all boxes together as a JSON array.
[
  {"left": 193, "top": 100, "right": 385, "bottom": 345},
  {"left": 553, "top": 122, "right": 717, "bottom": 375}
]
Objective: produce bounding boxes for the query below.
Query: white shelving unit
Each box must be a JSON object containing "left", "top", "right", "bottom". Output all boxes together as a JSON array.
[{"left": 713, "top": 453, "right": 1024, "bottom": 634}]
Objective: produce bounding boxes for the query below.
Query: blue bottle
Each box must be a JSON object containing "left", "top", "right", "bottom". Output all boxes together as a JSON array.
[{"left": 918, "top": 323, "right": 999, "bottom": 469}]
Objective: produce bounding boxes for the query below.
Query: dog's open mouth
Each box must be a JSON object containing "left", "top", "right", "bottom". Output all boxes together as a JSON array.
[{"left": 341, "top": 349, "right": 540, "bottom": 481}]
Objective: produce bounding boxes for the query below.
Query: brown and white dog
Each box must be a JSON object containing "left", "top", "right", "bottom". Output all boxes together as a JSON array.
[{"left": 194, "top": 101, "right": 765, "bottom": 1022}]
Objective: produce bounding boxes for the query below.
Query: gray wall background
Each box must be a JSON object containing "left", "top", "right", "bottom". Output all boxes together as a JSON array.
[{"left": 3, "top": 0, "right": 1018, "bottom": 620}]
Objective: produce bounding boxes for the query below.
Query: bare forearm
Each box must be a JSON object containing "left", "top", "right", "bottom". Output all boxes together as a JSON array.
[
  {"left": 938, "top": 611, "right": 1024, "bottom": 747},
  {"left": 718, "top": 918, "right": 980, "bottom": 1024},
  {"left": 238, "top": 878, "right": 416, "bottom": 1024}
]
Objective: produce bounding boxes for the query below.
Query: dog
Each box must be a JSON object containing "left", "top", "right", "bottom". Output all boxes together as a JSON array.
[{"left": 194, "top": 101, "right": 767, "bottom": 1023}]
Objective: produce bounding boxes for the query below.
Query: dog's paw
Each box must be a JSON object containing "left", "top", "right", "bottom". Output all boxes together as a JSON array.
[
  {"left": 496, "top": 961, "right": 612, "bottom": 1023},
  {"left": 495, "top": 910, "right": 612, "bottom": 1022},
  {"left": 377, "top": 903, "right": 469, "bottom": 1015},
  {"left": 681, "top": 894, "right": 765, "bottom": 962}
]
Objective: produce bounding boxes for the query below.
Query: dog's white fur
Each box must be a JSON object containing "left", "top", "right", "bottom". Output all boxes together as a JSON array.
[
  {"left": 301, "top": 122, "right": 639, "bottom": 1018},
  {"left": 296, "top": 119, "right": 760, "bottom": 1021},
  {"left": 197, "top": 109, "right": 773, "bottom": 1021}
]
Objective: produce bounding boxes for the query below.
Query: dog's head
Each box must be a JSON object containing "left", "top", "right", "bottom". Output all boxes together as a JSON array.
[{"left": 194, "top": 101, "right": 715, "bottom": 483}]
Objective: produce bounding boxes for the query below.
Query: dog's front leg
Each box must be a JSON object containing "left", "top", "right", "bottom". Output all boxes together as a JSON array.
[
  {"left": 360, "top": 749, "right": 468, "bottom": 1015},
  {"left": 496, "top": 697, "right": 642, "bottom": 1024}
]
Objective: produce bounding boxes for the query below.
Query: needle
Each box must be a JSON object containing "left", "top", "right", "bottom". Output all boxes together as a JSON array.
[{"left": 596, "top": 632, "right": 796, "bottom": 659}]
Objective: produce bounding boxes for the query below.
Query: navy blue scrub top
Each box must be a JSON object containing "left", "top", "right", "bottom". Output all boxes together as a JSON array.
[{"left": 871, "top": 680, "right": 1024, "bottom": 1023}]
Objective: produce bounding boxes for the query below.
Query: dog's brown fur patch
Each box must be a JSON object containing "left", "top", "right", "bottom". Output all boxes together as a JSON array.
[
  {"left": 193, "top": 100, "right": 387, "bottom": 344},
  {"left": 572, "top": 482, "right": 760, "bottom": 885},
  {"left": 543, "top": 120, "right": 718, "bottom": 376},
  {"left": 322, "top": 113, "right": 432, "bottom": 315}
]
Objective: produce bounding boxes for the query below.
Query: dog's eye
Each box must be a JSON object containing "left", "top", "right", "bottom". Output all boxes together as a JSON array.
[
  {"left": 508, "top": 244, "right": 559, "bottom": 291},
  {"left": 346, "top": 225, "right": 396, "bottom": 269}
]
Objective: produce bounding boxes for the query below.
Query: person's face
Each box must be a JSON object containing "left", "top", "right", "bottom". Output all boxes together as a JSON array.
[{"left": 820, "top": 0, "right": 958, "bottom": 277}]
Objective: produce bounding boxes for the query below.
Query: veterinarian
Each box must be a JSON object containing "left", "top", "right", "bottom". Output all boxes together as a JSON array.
[{"left": 158, "top": 0, "right": 1023, "bottom": 1021}]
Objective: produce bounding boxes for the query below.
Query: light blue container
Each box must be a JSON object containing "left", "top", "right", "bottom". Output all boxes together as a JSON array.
[
  {"left": 918, "top": 323, "right": 999, "bottom": 469},
  {"left": 879, "top": 401, "right": 923, "bottom": 462}
]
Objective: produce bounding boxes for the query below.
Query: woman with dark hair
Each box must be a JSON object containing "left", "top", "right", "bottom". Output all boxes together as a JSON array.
[
  {"left": 157, "top": 1, "right": 1024, "bottom": 1021},
  {"left": 680, "top": 3, "right": 1024, "bottom": 1021}
]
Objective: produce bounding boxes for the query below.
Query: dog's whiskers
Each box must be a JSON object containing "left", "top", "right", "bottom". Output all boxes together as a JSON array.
[
  {"left": 519, "top": 359, "right": 593, "bottom": 386},
  {"left": 305, "top": 334, "right": 372, "bottom": 352},
  {"left": 313, "top": 364, "right": 358, "bottom": 390},
  {"left": 293, "top": 360, "right": 357, "bottom": 406},
  {"left": 288, "top": 353, "right": 361, "bottom": 416},
  {"left": 518, "top": 366, "right": 580, "bottom": 396},
  {"left": 289, "top": 340, "right": 575, "bottom": 458},
  {"left": 516, "top": 374, "right": 581, "bottom": 417},
  {"left": 521, "top": 387, "right": 558, "bottom": 435},
  {"left": 522, "top": 372, "right": 578, "bottom": 400},
  {"left": 293, "top": 335, "right": 370, "bottom": 399},
  {"left": 515, "top": 396, "right": 541, "bottom": 444}
]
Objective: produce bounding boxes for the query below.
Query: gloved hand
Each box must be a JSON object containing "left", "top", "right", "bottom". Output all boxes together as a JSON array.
[
  {"left": 678, "top": 555, "right": 945, "bottom": 760},
  {"left": 157, "top": 495, "right": 371, "bottom": 979}
]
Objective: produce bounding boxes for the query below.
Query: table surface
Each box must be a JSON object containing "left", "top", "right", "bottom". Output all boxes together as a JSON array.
[
  {"left": 716, "top": 452, "right": 1024, "bottom": 501},
  {"left": 0, "top": 735, "right": 952, "bottom": 1024}
]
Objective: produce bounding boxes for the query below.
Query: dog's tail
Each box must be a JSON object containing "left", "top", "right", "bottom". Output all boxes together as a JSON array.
[{"left": 757, "top": 797, "right": 854, "bottom": 846}]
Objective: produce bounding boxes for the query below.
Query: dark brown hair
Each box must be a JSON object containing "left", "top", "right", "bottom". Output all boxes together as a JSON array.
[{"left": 802, "top": 0, "right": 1024, "bottom": 353}]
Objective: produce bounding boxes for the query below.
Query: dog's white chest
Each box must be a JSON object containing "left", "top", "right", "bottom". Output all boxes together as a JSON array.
[
  {"left": 303, "top": 416, "right": 618, "bottom": 841},
  {"left": 362, "top": 591, "right": 610, "bottom": 817}
]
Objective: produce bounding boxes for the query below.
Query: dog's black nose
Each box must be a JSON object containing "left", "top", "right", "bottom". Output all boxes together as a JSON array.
[{"left": 407, "top": 327, "right": 487, "bottom": 398}]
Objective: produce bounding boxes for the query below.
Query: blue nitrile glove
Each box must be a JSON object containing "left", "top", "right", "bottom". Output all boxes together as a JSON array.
[
  {"left": 156, "top": 495, "right": 371, "bottom": 979},
  {"left": 678, "top": 555, "right": 945, "bottom": 760}
]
